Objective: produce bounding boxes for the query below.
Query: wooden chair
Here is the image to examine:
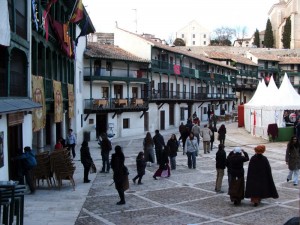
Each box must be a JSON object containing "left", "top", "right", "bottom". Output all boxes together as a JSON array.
[
  {"left": 32, "top": 152, "right": 54, "bottom": 188},
  {"left": 50, "top": 150, "right": 76, "bottom": 190}
]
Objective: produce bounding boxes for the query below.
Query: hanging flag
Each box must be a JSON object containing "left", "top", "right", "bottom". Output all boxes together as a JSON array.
[
  {"left": 32, "top": 75, "right": 46, "bottom": 132},
  {"left": 53, "top": 80, "right": 63, "bottom": 123},
  {"left": 68, "top": 84, "right": 74, "bottom": 119},
  {"left": 42, "top": 0, "right": 57, "bottom": 41},
  {"left": 0, "top": 0, "right": 10, "bottom": 46},
  {"left": 69, "top": 0, "right": 84, "bottom": 23},
  {"left": 51, "top": 19, "right": 73, "bottom": 58},
  {"left": 173, "top": 65, "right": 180, "bottom": 75},
  {"left": 31, "top": 0, "right": 38, "bottom": 31},
  {"left": 75, "top": 18, "right": 89, "bottom": 46}
]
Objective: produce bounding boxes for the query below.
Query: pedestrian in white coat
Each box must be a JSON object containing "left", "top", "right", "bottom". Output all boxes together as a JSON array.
[{"left": 200, "top": 124, "right": 212, "bottom": 154}]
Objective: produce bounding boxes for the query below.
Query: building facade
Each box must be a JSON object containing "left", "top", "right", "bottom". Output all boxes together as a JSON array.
[
  {"left": 176, "top": 20, "right": 210, "bottom": 47},
  {"left": 0, "top": 0, "right": 94, "bottom": 180},
  {"left": 268, "top": 0, "right": 300, "bottom": 49}
]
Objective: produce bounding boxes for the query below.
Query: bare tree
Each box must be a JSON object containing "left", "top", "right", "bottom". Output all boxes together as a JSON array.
[
  {"left": 212, "top": 27, "right": 235, "bottom": 46},
  {"left": 235, "top": 26, "right": 248, "bottom": 46}
]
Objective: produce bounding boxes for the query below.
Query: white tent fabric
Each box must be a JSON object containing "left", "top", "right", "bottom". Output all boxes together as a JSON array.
[
  {"left": 277, "top": 73, "right": 300, "bottom": 110},
  {"left": 0, "top": 0, "right": 10, "bottom": 46},
  {"left": 244, "top": 73, "right": 300, "bottom": 139}
]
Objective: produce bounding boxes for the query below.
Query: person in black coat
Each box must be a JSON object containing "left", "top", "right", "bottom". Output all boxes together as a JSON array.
[
  {"left": 132, "top": 151, "right": 146, "bottom": 185},
  {"left": 80, "top": 141, "right": 93, "bottom": 183},
  {"left": 218, "top": 124, "right": 227, "bottom": 145},
  {"left": 111, "top": 145, "right": 128, "bottom": 205},
  {"left": 167, "top": 134, "right": 178, "bottom": 170},
  {"left": 226, "top": 147, "right": 249, "bottom": 205},
  {"left": 245, "top": 145, "right": 278, "bottom": 206},
  {"left": 215, "top": 144, "right": 226, "bottom": 193},
  {"left": 100, "top": 133, "right": 112, "bottom": 173},
  {"left": 153, "top": 130, "right": 165, "bottom": 165}
]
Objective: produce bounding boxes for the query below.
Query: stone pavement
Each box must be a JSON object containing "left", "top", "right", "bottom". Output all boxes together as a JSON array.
[{"left": 24, "top": 122, "right": 300, "bottom": 225}]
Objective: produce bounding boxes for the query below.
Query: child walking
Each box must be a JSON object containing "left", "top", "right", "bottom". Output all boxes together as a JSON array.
[{"left": 132, "top": 151, "right": 146, "bottom": 185}]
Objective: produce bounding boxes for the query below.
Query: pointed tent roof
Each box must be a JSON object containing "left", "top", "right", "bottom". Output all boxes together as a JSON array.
[
  {"left": 245, "top": 79, "right": 267, "bottom": 108},
  {"left": 276, "top": 73, "right": 300, "bottom": 110},
  {"left": 261, "top": 76, "right": 280, "bottom": 109}
]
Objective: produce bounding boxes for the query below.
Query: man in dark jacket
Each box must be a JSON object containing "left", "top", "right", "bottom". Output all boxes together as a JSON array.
[
  {"left": 153, "top": 130, "right": 165, "bottom": 165},
  {"left": 100, "top": 133, "right": 112, "bottom": 173}
]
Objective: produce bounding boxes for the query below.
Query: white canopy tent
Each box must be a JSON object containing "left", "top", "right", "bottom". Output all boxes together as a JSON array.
[{"left": 244, "top": 73, "right": 300, "bottom": 139}]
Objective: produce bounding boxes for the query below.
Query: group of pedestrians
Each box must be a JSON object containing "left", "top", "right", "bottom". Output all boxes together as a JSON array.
[{"left": 78, "top": 121, "right": 300, "bottom": 208}]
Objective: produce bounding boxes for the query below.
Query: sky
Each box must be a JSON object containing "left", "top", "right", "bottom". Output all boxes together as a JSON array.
[{"left": 83, "top": 0, "right": 278, "bottom": 41}]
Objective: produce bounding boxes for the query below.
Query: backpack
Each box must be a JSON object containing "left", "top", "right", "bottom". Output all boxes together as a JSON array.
[{"left": 24, "top": 151, "right": 37, "bottom": 169}]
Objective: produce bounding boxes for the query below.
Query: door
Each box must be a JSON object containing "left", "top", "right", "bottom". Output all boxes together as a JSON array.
[
  {"left": 144, "top": 112, "right": 149, "bottom": 132},
  {"left": 96, "top": 114, "right": 107, "bottom": 137},
  {"left": 169, "top": 104, "right": 174, "bottom": 125},
  {"left": 160, "top": 111, "right": 165, "bottom": 130},
  {"left": 8, "top": 124, "right": 23, "bottom": 180}
]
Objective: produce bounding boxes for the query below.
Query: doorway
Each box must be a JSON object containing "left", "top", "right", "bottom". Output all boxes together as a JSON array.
[
  {"left": 144, "top": 112, "right": 149, "bottom": 132},
  {"left": 8, "top": 124, "right": 23, "bottom": 180},
  {"left": 160, "top": 111, "right": 165, "bottom": 130},
  {"left": 96, "top": 114, "right": 107, "bottom": 137}
]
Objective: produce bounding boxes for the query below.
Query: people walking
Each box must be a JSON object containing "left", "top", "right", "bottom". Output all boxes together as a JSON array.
[
  {"left": 66, "top": 129, "right": 77, "bottom": 158},
  {"left": 153, "top": 130, "right": 165, "bottom": 165},
  {"left": 179, "top": 126, "right": 190, "bottom": 151},
  {"left": 143, "top": 132, "right": 155, "bottom": 166},
  {"left": 218, "top": 124, "right": 227, "bottom": 145},
  {"left": 184, "top": 132, "right": 199, "bottom": 169},
  {"left": 167, "top": 134, "right": 179, "bottom": 170},
  {"left": 191, "top": 122, "right": 201, "bottom": 145},
  {"left": 285, "top": 136, "right": 300, "bottom": 186},
  {"left": 215, "top": 144, "right": 226, "bottom": 193},
  {"left": 132, "top": 151, "right": 146, "bottom": 185},
  {"left": 99, "top": 133, "right": 112, "bottom": 173},
  {"left": 226, "top": 147, "right": 249, "bottom": 206},
  {"left": 153, "top": 148, "right": 170, "bottom": 179},
  {"left": 245, "top": 145, "right": 278, "bottom": 206},
  {"left": 209, "top": 125, "right": 216, "bottom": 151},
  {"left": 200, "top": 124, "right": 212, "bottom": 154},
  {"left": 80, "top": 141, "right": 94, "bottom": 183},
  {"left": 110, "top": 145, "right": 129, "bottom": 205}
]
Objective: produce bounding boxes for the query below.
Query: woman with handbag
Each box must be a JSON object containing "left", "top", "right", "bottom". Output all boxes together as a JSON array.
[
  {"left": 184, "top": 132, "right": 199, "bottom": 169},
  {"left": 80, "top": 141, "right": 94, "bottom": 183}
]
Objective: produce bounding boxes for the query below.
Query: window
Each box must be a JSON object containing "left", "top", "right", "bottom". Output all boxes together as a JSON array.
[
  {"left": 290, "top": 76, "right": 295, "bottom": 85},
  {"left": 181, "top": 34, "right": 184, "bottom": 38},
  {"left": 106, "top": 62, "right": 112, "bottom": 71},
  {"left": 9, "top": 0, "right": 27, "bottom": 40},
  {"left": 123, "top": 118, "right": 130, "bottom": 129},
  {"left": 203, "top": 107, "right": 207, "bottom": 114},
  {"left": 180, "top": 108, "right": 185, "bottom": 120},
  {"left": 203, "top": 34, "right": 206, "bottom": 38},
  {"left": 204, "top": 41, "right": 206, "bottom": 45},
  {"left": 193, "top": 41, "right": 195, "bottom": 45},
  {"left": 102, "top": 87, "right": 108, "bottom": 98},
  {"left": 193, "top": 34, "right": 195, "bottom": 38},
  {"left": 291, "top": 64, "right": 294, "bottom": 70}
]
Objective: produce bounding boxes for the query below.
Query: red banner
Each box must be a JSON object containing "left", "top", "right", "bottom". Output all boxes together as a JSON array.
[{"left": 173, "top": 65, "right": 180, "bottom": 75}]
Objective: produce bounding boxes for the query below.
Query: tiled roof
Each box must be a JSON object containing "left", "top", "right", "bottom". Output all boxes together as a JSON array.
[
  {"left": 85, "top": 42, "right": 150, "bottom": 63},
  {"left": 250, "top": 53, "right": 280, "bottom": 61},
  {"left": 205, "top": 51, "right": 257, "bottom": 66},
  {"left": 279, "top": 57, "right": 300, "bottom": 64},
  {"left": 117, "top": 28, "right": 237, "bottom": 71}
]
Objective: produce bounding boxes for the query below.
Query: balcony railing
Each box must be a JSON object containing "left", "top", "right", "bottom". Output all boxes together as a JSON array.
[
  {"left": 84, "top": 98, "right": 148, "bottom": 111},
  {"left": 238, "top": 69, "right": 258, "bottom": 78}
]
